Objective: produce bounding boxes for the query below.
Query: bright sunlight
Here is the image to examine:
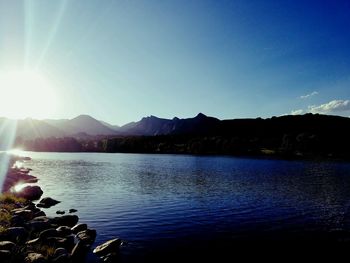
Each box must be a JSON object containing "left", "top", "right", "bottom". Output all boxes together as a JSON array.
[{"left": 0, "top": 70, "right": 59, "bottom": 119}]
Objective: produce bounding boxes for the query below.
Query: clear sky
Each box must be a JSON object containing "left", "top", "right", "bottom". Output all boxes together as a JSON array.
[{"left": 0, "top": 0, "right": 349, "bottom": 125}]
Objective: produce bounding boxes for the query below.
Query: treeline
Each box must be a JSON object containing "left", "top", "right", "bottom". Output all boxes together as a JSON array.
[{"left": 14, "top": 114, "right": 350, "bottom": 160}]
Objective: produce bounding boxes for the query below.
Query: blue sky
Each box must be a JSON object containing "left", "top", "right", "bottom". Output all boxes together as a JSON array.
[{"left": 0, "top": 0, "right": 349, "bottom": 125}]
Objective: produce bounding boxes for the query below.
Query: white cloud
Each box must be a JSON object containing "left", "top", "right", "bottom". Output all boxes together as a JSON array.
[
  {"left": 308, "top": 100, "right": 350, "bottom": 114},
  {"left": 300, "top": 91, "right": 318, "bottom": 99},
  {"left": 291, "top": 109, "right": 303, "bottom": 115}
]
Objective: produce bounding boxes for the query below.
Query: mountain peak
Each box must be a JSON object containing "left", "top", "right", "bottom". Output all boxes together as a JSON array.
[
  {"left": 73, "top": 114, "right": 96, "bottom": 121},
  {"left": 195, "top": 113, "right": 207, "bottom": 118}
]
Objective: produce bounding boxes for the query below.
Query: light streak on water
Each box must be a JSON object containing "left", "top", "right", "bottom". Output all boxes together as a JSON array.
[{"left": 0, "top": 119, "right": 18, "bottom": 192}]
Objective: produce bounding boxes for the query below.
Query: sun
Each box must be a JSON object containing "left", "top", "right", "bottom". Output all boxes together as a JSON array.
[{"left": 0, "top": 70, "right": 59, "bottom": 119}]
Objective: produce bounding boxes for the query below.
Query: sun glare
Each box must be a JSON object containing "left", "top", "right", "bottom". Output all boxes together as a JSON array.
[
  {"left": 12, "top": 183, "right": 27, "bottom": 193},
  {"left": 7, "top": 148, "right": 25, "bottom": 157},
  {"left": 0, "top": 70, "right": 59, "bottom": 119}
]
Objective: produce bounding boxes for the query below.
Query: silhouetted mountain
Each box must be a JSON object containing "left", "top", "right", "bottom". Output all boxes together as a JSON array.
[
  {"left": 45, "top": 115, "right": 118, "bottom": 136},
  {"left": 0, "top": 118, "right": 65, "bottom": 144},
  {"left": 15, "top": 113, "right": 350, "bottom": 160},
  {"left": 118, "top": 115, "right": 173, "bottom": 135},
  {"left": 99, "top": 120, "right": 120, "bottom": 131},
  {"left": 118, "top": 113, "right": 220, "bottom": 136},
  {"left": 16, "top": 119, "right": 65, "bottom": 139}
]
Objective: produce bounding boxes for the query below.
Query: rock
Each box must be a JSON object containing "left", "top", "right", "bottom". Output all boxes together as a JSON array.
[
  {"left": 76, "top": 229, "right": 97, "bottom": 246},
  {"left": 25, "top": 252, "right": 47, "bottom": 263},
  {"left": 63, "top": 235, "right": 75, "bottom": 250},
  {"left": 53, "top": 215, "right": 79, "bottom": 227},
  {"left": 37, "top": 197, "right": 60, "bottom": 208},
  {"left": 70, "top": 241, "right": 90, "bottom": 263},
  {"left": 34, "top": 211, "right": 46, "bottom": 217},
  {"left": 71, "top": 223, "right": 87, "bottom": 234},
  {"left": 15, "top": 185, "right": 43, "bottom": 200},
  {"left": 10, "top": 214, "right": 26, "bottom": 226},
  {"left": 45, "top": 236, "right": 75, "bottom": 250},
  {"left": 27, "top": 221, "right": 52, "bottom": 233},
  {"left": 101, "top": 253, "right": 119, "bottom": 263},
  {"left": 14, "top": 209, "right": 34, "bottom": 220},
  {"left": 39, "top": 228, "right": 60, "bottom": 240},
  {"left": 0, "top": 241, "right": 16, "bottom": 251},
  {"left": 69, "top": 209, "right": 77, "bottom": 213},
  {"left": 45, "top": 237, "right": 68, "bottom": 247},
  {"left": 5, "top": 227, "right": 28, "bottom": 242},
  {"left": 52, "top": 254, "right": 70, "bottom": 263},
  {"left": 93, "top": 238, "right": 122, "bottom": 257},
  {"left": 26, "top": 238, "right": 40, "bottom": 246},
  {"left": 56, "top": 226, "right": 72, "bottom": 236},
  {"left": 53, "top": 247, "right": 69, "bottom": 258},
  {"left": 56, "top": 210, "right": 65, "bottom": 215},
  {"left": 0, "top": 250, "right": 11, "bottom": 260},
  {"left": 30, "top": 216, "right": 52, "bottom": 223}
]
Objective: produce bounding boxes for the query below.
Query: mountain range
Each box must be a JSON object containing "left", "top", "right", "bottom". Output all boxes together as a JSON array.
[
  {"left": 1, "top": 113, "right": 350, "bottom": 142},
  {"left": 0, "top": 113, "right": 222, "bottom": 139}
]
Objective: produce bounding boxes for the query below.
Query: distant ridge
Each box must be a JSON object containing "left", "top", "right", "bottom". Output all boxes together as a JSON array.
[
  {"left": 1, "top": 113, "right": 350, "bottom": 141},
  {"left": 14, "top": 113, "right": 350, "bottom": 160},
  {"left": 43, "top": 115, "right": 118, "bottom": 137}
]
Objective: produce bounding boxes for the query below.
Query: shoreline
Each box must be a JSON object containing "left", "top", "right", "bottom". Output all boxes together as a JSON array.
[
  {"left": 9, "top": 149, "right": 350, "bottom": 164},
  {"left": 0, "top": 154, "right": 122, "bottom": 263}
]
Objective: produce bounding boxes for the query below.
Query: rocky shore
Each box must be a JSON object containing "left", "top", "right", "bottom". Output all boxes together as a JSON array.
[{"left": 0, "top": 154, "right": 122, "bottom": 263}]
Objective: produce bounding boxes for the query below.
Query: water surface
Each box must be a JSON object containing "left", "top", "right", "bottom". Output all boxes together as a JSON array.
[{"left": 17, "top": 152, "right": 350, "bottom": 260}]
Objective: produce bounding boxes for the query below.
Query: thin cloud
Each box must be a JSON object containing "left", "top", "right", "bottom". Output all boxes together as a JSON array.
[
  {"left": 300, "top": 91, "right": 318, "bottom": 99},
  {"left": 308, "top": 100, "right": 350, "bottom": 114},
  {"left": 291, "top": 109, "right": 303, "bottom": 115}
]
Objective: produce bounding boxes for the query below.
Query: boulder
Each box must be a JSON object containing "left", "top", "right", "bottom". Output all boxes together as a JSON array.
[
  {"left": 53, "top": 215, "right": 79, "bottom": 227},
  {"left": 56, "top": 210, "right": 65, "bottom": 215},
  {"left": 69, "top": 209, "right": 77, "bottom": 213},
  {"left": 5, "top": 227, "right": 28, "bottom": 242},
  {"left": 53, "top": 247, "right": 69, "bottom": 258},
  {"left": 26, "top": 238, "right": 40, "bottom": 246},
  {"left": 10, "top": 214, "right": 26, "bottom": 226},
  {"left": 76, "top": 229, "right": 97, "bottom": 246},
  {"left": 0, "top": 241, "right": 16, "bottom": 251},
  {"left": 93, "top": 238, "right": 122, "bottom": 257},
  {"left": 34, "top": 211, "right": 46, "bottom": 218},
  {"left": 52, "top": 254, "right": 70, "bottom": 263},
  {"left": 45, "top": 236, "right": 75, "bottom": 250},
  {"left": 37, "top": 197, "right": 60, "bottom": 208},
  {"left": 39, "top": 228, "right": 60, "bottom": 240},
  {"left": 71, "top": 223, "right": 87, "bottom": 234},
  {"left": 0, "top": 250, "right": 11, "bottom": 260},
  {"left": 56, "top": 226, "right": 72, "bottom": 237},
  {"left": 27, "top": 221, "right": 52, "bottom": 233},
  {"left": 14, "top": 209, "right": 34, "bottom": 220},
  {"left": 70, "top": 241, "right": 90, "bottom": 263},
  {"left": 15, "top": 186, "right": 43, "bottom": 200}
]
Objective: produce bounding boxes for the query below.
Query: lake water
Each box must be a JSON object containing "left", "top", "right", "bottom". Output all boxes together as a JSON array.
[{"left": 14, "top": 152, "right": 350, "bottom": 260}]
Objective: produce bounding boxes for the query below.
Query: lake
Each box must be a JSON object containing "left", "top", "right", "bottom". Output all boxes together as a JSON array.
[{"left": 14, "top": 152, "right": 350, "bottom": 261}]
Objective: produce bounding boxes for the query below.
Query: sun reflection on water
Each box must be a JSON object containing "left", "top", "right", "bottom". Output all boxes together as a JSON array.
[{"left": 7, "top": 148, "right": 26, "bottom": 157}]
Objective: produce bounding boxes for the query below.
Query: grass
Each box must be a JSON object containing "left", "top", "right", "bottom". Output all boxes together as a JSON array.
[
  {"left": 0, "top": 209, "right": 12, "bottom": 226},
  {"left": 0, "top": 193, "right": 27, "bottom": 229},
  {"left": 0, "top": 193, "right": 26, "bottom": 205},
  {"left": 34, "top": 244, "right": 56, "bottom": 259}
]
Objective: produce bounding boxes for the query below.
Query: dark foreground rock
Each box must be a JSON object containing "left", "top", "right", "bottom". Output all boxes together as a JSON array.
[
  {"left": 76, "top": 229, "right": 97, "bottom": 246},
  {"left": 15, "top": 186, "right": 43, "bottom": 201},
  {"left": 53, "top": 215, "right": 79, "bottom": 227},
  {"left": 71, "top": 223, "right": 87, "bottom": 234},
  {"left": 93, "top": 238, "right": 122, "bottom": 257},
  {"left": 37, "top": 197, "right": 60, "bottom": 208}
]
